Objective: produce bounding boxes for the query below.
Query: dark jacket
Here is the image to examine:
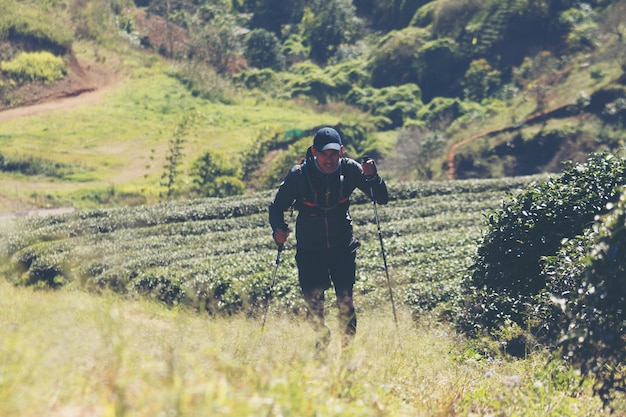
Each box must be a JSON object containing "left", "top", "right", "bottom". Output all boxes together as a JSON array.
[{"left": 269, "top": 152, "right": 389, "bottom": 251}]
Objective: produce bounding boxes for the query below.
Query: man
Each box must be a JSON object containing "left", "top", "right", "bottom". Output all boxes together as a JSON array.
[{"left": 269, "top": 127, "right": 389, "bottom": 351}]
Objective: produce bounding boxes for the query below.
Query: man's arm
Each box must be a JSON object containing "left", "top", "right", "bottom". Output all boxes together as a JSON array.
[
  {"left": 358, "top": 158, "right": 389, "bottom": 204},
  {"left": 269, "top": 167, "right": 299, "bottom": 241}
]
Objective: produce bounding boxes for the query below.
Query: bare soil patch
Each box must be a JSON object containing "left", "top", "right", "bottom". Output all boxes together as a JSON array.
[{"left": 0, "top": 50, "right": 122, "bottom": 122}]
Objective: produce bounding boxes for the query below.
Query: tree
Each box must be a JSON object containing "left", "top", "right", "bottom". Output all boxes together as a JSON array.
[
  {"left": 368, "top": 27, "right": 428, "bottom": 88},
  {"left": 161, "top": 111, "right": 200, "bottom": 200},
  {"left": 244, "top": 28, "right": 285, "bottom": 70},
  {"left": 187, "top": 3, "right": 245, "bottom": 75},
  {"left": 239, "top": 0, "right": 305, "bottom": 34},
  {"left": 415, "top": 38, "right": 465, "bottom": 102},
  {"left": 512, "top": 51, "right": 562, "bottom": 115},
  {"left": 391, "top": 124, "right": 447, "bottom": 180},
  {"left": 463, "top": 58, "right": 502, "bottom": 102},
  {"left": 191, "top": 150, "right": 244, "bottom": 197},
  {"left": 303, "top": 0, "right": 360, "bottom": 65}
]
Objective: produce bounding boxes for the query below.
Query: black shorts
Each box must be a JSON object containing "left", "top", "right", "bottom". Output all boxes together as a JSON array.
[{"left": 295, "top": 239, "right": 359, "bottom": 292}]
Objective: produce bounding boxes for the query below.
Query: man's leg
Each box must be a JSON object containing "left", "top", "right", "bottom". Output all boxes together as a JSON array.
[
  {"left": 302, "top": 287, "right": 331, "bottom": 350},
  {"left": 336, "top": 286, "right": 356, "bottom": 347},
  {"left": 297, "top": 250, "right": 332, "bottom": 351},
  {"left": 329, "top": 245, "right": 358, "bottom": 347}
]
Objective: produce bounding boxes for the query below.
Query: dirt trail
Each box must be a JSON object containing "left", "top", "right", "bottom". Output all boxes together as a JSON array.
[
  {"left": 0, "top": 56, "right": 122, "bottom": 123},
  {"left": 0, "top": 55, "right": 123, "bottom": 218}
]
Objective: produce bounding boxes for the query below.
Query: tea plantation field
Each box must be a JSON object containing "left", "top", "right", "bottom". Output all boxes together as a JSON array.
[{"left": 0, "top": 176, "right": 543, "bottom": 319}]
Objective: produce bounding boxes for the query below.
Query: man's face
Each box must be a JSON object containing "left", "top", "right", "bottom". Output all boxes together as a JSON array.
[{"left": 313, "top": 148, "right": 342, "bottom": 173}]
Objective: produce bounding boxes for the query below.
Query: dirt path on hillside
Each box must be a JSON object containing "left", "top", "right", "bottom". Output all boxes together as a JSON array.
[
  {"left": 0, "top": 54, "right": 123, "bottom": 218},
  {"left": 0, "top": 56, "right": 122, "bottom": 123}
]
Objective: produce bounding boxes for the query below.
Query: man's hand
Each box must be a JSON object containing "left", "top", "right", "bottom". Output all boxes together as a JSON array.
[
  {"left": 273, "top": 225, "right": 290, "bottom": 245},
  {"left": 361, "top": 157, "right": 378, "bottom": 178}
]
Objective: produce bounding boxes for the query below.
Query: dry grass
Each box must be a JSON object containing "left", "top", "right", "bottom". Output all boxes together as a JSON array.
[{"left": 1, "top": 280, "right": 621, "bottom": 417}]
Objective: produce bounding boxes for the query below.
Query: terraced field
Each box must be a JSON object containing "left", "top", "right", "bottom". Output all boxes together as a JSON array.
[{"left": 0, "top": 175, "right": 544, "bottom": 319}]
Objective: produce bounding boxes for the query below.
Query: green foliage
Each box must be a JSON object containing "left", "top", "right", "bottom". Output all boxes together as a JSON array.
[
  {"left": 415, "top": 96, "right": 463, "bottom": 126},
  {"left": 72, "top": 0, "right": 122, "bottom": 44},
  {"left": 463, "top": 58, "right": 502, "bottom": 102},
  {"left": 191, "top": 150, "right": 244, "bottom": 197},
  {"left": 0, "top": 176, "right": 539, "bottom": 318},
  {"left": 457, "top": 152, "right": 626, "bottom": 346},
  {"left": 240, "top": 0, "right": 305, "bottom": 34},
  {"left": 241, "top": 127, "right": 298, "bottom": 189},
  {"left": 302, "top": 0, "right": 360, "bottom": 65},
  {"left": 244, "top": 28, "right": 285, "bottom": 71},
  {"left": 390, "top": 125, "right": 447, "bottom": 180},
  {"left": 281, "top": 60, "right": 370, "bottom": 104},
  {"left": 560, "top": 4, "right": 600, "bottom": 53},
  {"left": 346, "top": 84, "right": 423, "bottom": 130},
  {"left": 358, "top": 0, "right": 429, "bottom": 31},
  {"left": 161, "top": 111, "right": 200, "bottom": 200},
  {"left": 546, "top": 190, "right": 626, "bottom": 404},
  {"left": 410, "top": 2, "right": 437, "bottom": 27},
  {"left": 286, "top": 61, "right": 336, "bottom": 104},
  {"left": 281, "top": 33, "right": 310, "bottom": 67},
  {"left": 0, "top": 51, "right": 66, "bottom": 85},
  {"left": 368, "top": 27, "right": 428, "bottom": 88},
  {"left": 322, "top": 60, "right": 370, "bottom": 93},
  {"left": 0, "top": 152, "right": 84, "bottom": 179},
  {"left": 172, "top": 59, "right": 237, "bottom": 103},
  {"left": 512, "top": 51, "right": 563, "bottom": 113},
  {"left": 415, "top": 37, "right": 465, "bottom": 101},
  {"left": 186, "top": 4, "right": 244, "bottom": 75},
  {"left": 432, "top": 0, "right": 487, "bottom": 39},
  {"left": 232, "top": 68, "right": 282, "bottom": 92}
]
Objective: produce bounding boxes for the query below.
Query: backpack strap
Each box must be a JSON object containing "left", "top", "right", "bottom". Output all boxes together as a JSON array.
[{"left": 301, "top": 159, "right": 347, "bottom": 211}]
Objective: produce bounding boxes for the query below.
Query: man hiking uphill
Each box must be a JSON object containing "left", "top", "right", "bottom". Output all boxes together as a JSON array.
[{"left": 269, "top": 127, "right": 389, "bottom": 352}]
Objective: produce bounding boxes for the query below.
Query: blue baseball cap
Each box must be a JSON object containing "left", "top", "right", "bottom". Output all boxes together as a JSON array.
[{"left": 313, "top": 127, "right": 342, "bottom": 152}]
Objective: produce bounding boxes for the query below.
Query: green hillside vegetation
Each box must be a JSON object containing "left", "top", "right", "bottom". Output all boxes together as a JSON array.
[
  {"left": 1, "top": 0, "right": 626, "bottom": 414},
  {"left": 2, "top": 155, "right": 626, "bottom": 413},
  {"left": 1, "top": 0, "right": 626, "bottom": 211}
]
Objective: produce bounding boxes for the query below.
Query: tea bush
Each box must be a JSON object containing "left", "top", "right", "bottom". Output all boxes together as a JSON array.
[
  {"left": 457, "top": 152, "right": 626, "bottom": 348},
  {"left": 546, "top": 190, "right": 626, "bottom": 404},
  {"left": 0, "top": 177, "right": 536, "bottom": 316}
]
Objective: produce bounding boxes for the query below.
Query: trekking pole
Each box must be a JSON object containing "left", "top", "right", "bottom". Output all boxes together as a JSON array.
[
  {"left": 368, "top": 181, "right": 399, "bottom": 330},
  {"left": 261, "top": 244, "right": 283, "bottom": 332}
]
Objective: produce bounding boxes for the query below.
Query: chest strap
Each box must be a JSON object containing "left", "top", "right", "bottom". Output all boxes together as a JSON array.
[{"left": 302, "top": 161, "right": 347, "bottom": 212}]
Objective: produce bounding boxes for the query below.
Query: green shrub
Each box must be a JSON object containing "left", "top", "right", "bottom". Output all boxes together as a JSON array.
[
  {"left": 1, "top": 51, "right": 66, "bottom": 85},
  {"left": 463, "top": 58, "right": 502, "bottom": 102},
  {"left": 415, "top": 96, "right": 462, "bottom": 125},
  {"left": 456, "top": 152, "right": 626, "bottom": 345},
  {"left": 172, "top": 60, "right": 237, "bottom": 104},
  {"left": 234, "top": 68, "right": 279, "bottom": 91},
  {"left": 548, "top": 190, "right": 626, "bottom": 404},
  {"left": 410, "top": 2, "right": 437, "bottom": 27},
  {"left": 368, "top": 27, "right": 427, "bottom": 88},
  {"left": 431, "top": 0, "right": 486, "bottom": 39},
  {"left": 346, "top": 84, "right": 423, "bottom": 129},
  {"left": 415, "top": 37, "right": 465, "bottom": 101},
  {"left": 281, "top": 60, "right": 369, "bottom": 103},
  {"left": 190, "top": 150, "right": 244, "bottom": 198},
  {"left": 286, "top": 61, "right": 336, "bottom": 104},
  {"left": 244, "top": 29, "right": 285, "bottom": 71}
]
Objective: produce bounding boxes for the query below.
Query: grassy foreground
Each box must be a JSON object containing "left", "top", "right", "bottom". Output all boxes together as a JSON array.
[{"left": 2, "top": 280, "right": 619, "bottom": 417}]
